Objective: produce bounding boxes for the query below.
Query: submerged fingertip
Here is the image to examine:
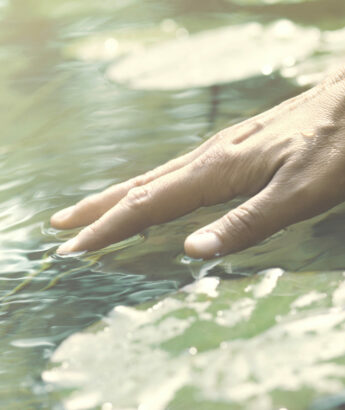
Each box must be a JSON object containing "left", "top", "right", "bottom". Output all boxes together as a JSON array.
[
  {"left": 184, "top": 232, "right": 223, "bottom": 260},
  {"left": 56, "top": 237, "right": 80, "bottom": 255}
]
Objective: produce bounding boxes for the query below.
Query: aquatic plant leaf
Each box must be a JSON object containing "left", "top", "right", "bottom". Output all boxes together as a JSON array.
[
  {"left": 283, "top": 27, "right": 345, "bottom": 86},
  {"left": 44, "top": 270, "right": 345, "bottom": 410},
  {"left": 107, "top": 20, "right": 320, "bottom": 90}
]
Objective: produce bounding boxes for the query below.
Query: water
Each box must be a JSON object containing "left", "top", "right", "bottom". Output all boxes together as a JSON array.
[{"left": 0, "top": 0, "right": 345, "bottom": 409}]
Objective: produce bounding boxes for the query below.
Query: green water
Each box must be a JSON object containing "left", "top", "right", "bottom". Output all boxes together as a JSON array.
[{"left": 1, "top": 0, "right": 345, "bottom": 409}]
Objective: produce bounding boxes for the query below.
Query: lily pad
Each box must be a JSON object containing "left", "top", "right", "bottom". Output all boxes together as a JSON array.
[
  {"left": 282, "top": 27, "right": 345, "bottom": 86},
  {"left": 63, "top": 21, "right": 185, "bottom": 62},
  {"left": 107, "top": 20, "right": 320, "bottom": 90},
  {"left": 44, "top": 270, "right": 345, "bottom": 410}
]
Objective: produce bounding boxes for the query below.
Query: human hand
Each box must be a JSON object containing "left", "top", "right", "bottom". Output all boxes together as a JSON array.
[{"left": 51, "top": 68, "right": 345, "bottom": 259}]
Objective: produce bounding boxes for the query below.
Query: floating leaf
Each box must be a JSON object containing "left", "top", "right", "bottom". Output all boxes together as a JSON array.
[
  {"left": 107, "top": 20, "right": 320, "bottom": 90},
  {"left": 44, "top": 271, "right": 345, "bottom": 410}
]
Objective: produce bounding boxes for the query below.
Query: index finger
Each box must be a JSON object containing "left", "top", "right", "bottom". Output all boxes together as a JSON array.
[
  {"left": 56, "top": 163, "right": 208, "bottom": 254},
  {"left": 51, "top": 136, "right": 218, "bottom": 230}
]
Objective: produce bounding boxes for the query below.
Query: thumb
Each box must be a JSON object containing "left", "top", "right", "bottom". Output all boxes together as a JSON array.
[{"left": 184, "top": 183, "right": 294, "bottom": 259}]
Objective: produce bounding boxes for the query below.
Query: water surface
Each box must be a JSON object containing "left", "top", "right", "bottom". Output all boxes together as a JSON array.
[{"left": 1, "top": 0, "right": 345, "bottom": 409}]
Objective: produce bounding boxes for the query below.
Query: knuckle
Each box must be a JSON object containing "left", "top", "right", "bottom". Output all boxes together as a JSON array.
[
  {"left": 132, "top": 170, "right": 156, "bottom": 187},
  {"left": 211, "top": 131, "right": 224, "bottom": 143},
  {"left": 190, "top": 146, "right": 235, "bottom": 205},
  {"left": 193, "top": 146, "right": 228, "bottom": 171},
  {"left": 125, "top": 185, "right": 152, "bottom": 210}
]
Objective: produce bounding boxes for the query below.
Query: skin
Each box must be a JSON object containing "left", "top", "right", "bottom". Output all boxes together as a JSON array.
[{"left": 51, "top": 66, "right": 345, "bottom": 260}]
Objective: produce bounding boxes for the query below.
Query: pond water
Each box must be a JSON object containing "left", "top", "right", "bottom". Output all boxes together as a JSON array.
[{"left": 1, "top": 0, "right": 345, "bottom": 409}]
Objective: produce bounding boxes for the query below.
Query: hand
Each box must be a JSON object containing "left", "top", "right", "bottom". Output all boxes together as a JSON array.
[{"left": 51, "top": 68, "right": 345, "bottom": 259}]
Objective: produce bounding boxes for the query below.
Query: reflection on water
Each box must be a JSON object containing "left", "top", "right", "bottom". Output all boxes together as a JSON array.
[{"left": 0, "top": 0, "right": 345, "bottom": 408}]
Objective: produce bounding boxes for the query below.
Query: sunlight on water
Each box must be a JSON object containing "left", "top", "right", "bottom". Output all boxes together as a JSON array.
[
  {"left": 44, "top": 271, "right": 345, "bottom": 410},
  {"left": 0, "top": 0, "right": 344, "bottom": 408}
]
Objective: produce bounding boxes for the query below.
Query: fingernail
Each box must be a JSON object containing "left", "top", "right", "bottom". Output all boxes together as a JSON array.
[
  {"left": 186, "top": 232, "right": 223, "bottom": 258},
  {"left": 57, "top": 237, "right": 79, "bottom": 255},
  {"left": 52, "top": 206, "right": 75, "bottom": 222}
]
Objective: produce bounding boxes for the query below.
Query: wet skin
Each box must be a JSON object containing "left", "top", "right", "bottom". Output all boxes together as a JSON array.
[{"left": 51, "top": 67, "right": 345, "bottom": 259}]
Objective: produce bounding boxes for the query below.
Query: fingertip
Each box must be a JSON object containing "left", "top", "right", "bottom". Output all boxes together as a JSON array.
[
  {"left": 184, "top": 231, "right": 223, "bottom": 260},
  {"left": 50, "top": 206, "right": 75, "bottom": 228},
  {"left": 56, "top": 237, "right": 79, "bottom": 255}
]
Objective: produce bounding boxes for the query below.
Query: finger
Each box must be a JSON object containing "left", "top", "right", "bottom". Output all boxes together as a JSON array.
[
  {"left": 184, "top": 179, "right": 306, "bottom": 259},
  {"left": 57, "top": 161, "right": 213, "bottom": 254},
  {"left": 51, "top": 137, "right": 217, "bottom": 230}
]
